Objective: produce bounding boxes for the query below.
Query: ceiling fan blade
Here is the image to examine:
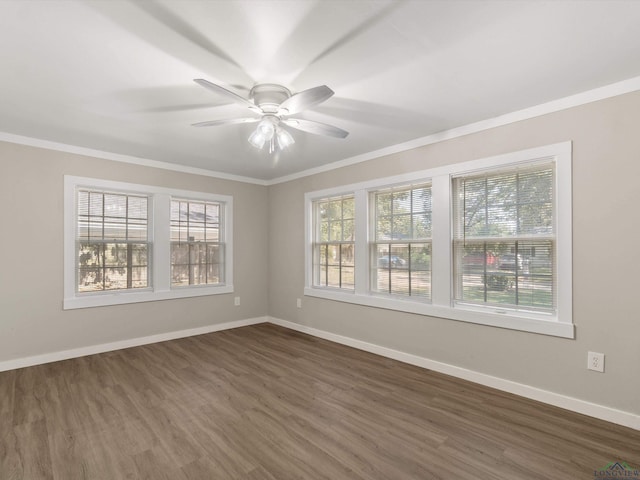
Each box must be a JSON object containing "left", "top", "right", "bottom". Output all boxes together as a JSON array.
[
  {"left": 194, "top": 79, "right": 261, "bottom": 113},
  {"left": 282, "top": 118, "right": 349, "bottom": 138},
  {"left": 278, "top": 85, "right": 334, "bottom": 115},
  {"left": 192, "top": 117, "right": 260, "bottom": 127}
]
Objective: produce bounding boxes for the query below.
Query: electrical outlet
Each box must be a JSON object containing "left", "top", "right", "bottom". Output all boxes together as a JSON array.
[
  {"left": 296, "top": 298, "right": 302, "bottom": 308},
  {"left": 234, "top": 296, "right": 240, "bottom": 306},
  {"left": 587, "top": 351, "right": 605, "bottom": 372}
]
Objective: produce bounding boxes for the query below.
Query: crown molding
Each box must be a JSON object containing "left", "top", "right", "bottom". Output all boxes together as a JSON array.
[
  {"left": 2, "top": 75, "right": 639, "bottom": 186},
  {"left": 0, "top": 132, "right": 269, "bottom": 186},
  {"left": 266, "top": 75, "right": 640, "bottom": 185}
]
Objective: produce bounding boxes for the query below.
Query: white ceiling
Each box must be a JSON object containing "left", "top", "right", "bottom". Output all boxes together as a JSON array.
[{"left": 1, "top": 0, "right": 640, "bottom": 181}]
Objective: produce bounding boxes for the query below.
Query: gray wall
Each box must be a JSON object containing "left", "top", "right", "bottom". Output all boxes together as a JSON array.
[
  {"left": 1, "top": 91, "right": 638, "bottom": 417},
  {"left": 0, "top": 142, "right": 268, "bottom": 361},
  {"left": 268, "top": 91, "right": 640, "bottom": 415}
]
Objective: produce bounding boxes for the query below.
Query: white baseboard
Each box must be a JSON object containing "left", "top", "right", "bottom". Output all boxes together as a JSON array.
[
  {"left": 0, "top": 316, "right": 267, "bottom": 373},
  {"left": 268, "top": 316, "right": 640, "bottom": 431},
  {"left": 3, "top": 314, "right": 637, "bottom": 431}
]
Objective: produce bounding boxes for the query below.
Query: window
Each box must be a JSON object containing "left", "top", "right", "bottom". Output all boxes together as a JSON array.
[
  {"left": 312, "top": 195, "right": 355, "bottom": 290},
  {"left": 304, "top": 142, "right": 573, "bottom": 338},
  {"left": 371, "top": 183, "right": 432, "bottom": 299},
  {"left": 452, "top": 163, "right": 555, "bottom": 313},
  {"left": 170, "top": 200, "right": 224, "bottom": 286},
  {"left": 77, "top": 190, "right": 150, "bottom": 292},
  {"left": 64, "top": 176, "right": 233, "bottom": 309}
]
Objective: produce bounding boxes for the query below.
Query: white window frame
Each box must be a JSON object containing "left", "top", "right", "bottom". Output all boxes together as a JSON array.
[
  {"left": 304, "top": 142, "right": 573, "bottom": 338},
  {"left": 311, "top": 195, "right": 356, "bottom": 291},
  {"left": 64, "top": 176, "right": 233, "bottom": 309},
  {"left": 369, "top": 182, "right": 433, "bottom": 300},
  {"left": 170, "top": 198, "right": 226, "bottom": 288}
]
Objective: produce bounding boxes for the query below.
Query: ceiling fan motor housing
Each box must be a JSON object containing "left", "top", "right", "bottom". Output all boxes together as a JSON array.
[{"left": 249, "top": 84, "right": 291, "bottom": 114}]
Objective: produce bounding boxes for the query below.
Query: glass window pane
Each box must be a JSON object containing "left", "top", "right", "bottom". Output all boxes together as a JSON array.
[
  {"left": 104, "top": 194, "right": 127, "bottom": 218},
  {"left": 329, "top": 221, "right": 342, "bottom": 242},
  {"left": 205, "top": 203, "right": 219, "bottom": 223},
  {"left": 130, "top": 266, "right": 148, "bottom": 289},
  {"left": 89, "top": 192, "right": 103, "bottom": 216},
  {"left": 130, "top": 244, "right": 148, "bottom": 266},
  {"left": 410, "top": 243, "right": 431, "bottom": 272},
  {"left": 392, "top": 190, "right": 411, "bottom": 214},
  {"left": 78, "top": 243, "right": 103, "bottom": 267},
  {"left": 392, "top": 214, "right": 411, "bottom": 240},
  {"left": 318, "top": 221, "right": 329, "bottom": 242},
  {"left": 127, "top": 220, "right": 148, "bottom": 241},
  {"left": 342, "top": 198, "right": 355, "bottom": 219},
  {"left": 376, "top": 215, "right": 392, "bottom": 240},
  {"left": 172, "top": 264, "right": 189, "bottom": 286},
  {"left": 189, "top": 224, "right": 206, "bottom": 241},
  {"left": 171, "top": 243, "right": 189, "bottom": 265},
  {"left": 128, "top": 196, "right": 147, "bottom": 220},
  {"left": 78, "top": 267, "right": 103, "bottom": 292},
  {"left": 376, "top": 192, "right": 391, "bottom": 217},
  {"left": 341, "top": 267, "right": 354, "bottom": 289},
  {"left": 189, "top": 243, "right": 207, "bottom": 265},
  {"left": 207, "top": 263, "right": 221, "bottom": 284},
  {"left": 327, "top": 200, "right": 342, "bottom": 221},
  {"left": 410, "top": 270, "right": 431, "bottom": 298},
  {"left": 412, "top": 186, "right": 431, "bottom": 213},
  {"left": 327, "top": 245, "right": 339, "bottom": 266},
  {"left": 103, "top": 218, "right": 127, "bottom": 240},
  {"left": 319, "top": 264, "right": 327, "bottom": 287},
  {"left": 189, "top": 202, "right": 205, "bottom": 223},
  {"left": 342, "top": 219, "right": 354, "bottom": 241},
  {"left": 205, "top": 227, "right": 219, "bottom": 242},
  {"left": 341, "top": 244, "right": 354, "bottom": 267},
  {"left": 312, "top": 195, "right": 355, "bottom": 290},
  {"left": 327, "top": 266, "right": 341, "bottom": 288},
  {"left": 207, "top": 244, "right": 221, "bottom": 265},
  {"left": 412, "top": 213, "right": 431, "bottom": 239},
  {"left": 375, "top": 267, "right": 389, "bottom": 293}
]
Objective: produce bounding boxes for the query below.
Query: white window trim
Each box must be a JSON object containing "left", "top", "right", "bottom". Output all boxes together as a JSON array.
[
  {"left": 64, "top": 176, "right": 233, "bottom": 309},
  {"left": 304, "top": 142, "right": 573, "bottom": 338}
]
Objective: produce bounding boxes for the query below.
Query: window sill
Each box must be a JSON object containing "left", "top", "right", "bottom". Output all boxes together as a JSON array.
[
  {"left": 303, "top": 287, "right": 574, "bottom": 339},
  {"left": 64, "top": 284, "right": 234, "bottom": 310}
]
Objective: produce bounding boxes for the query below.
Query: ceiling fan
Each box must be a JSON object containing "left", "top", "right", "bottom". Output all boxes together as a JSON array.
[{"left": 192, "top": 79, "right": 349, "bottom": 153}]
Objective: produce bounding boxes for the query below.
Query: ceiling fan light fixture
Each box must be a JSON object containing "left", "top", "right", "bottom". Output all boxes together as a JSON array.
[
  {"left": 248, "top": 129, "right": 266, "bottom": 149},
  {"left": 276, "top": 127, "right": 295, "bottom": 150},
  {"left": 193, "top": 79, "right": 348, "bottom": 154},
  {"left": 256, "top": 117, "right": 275, "bottom": 141}
]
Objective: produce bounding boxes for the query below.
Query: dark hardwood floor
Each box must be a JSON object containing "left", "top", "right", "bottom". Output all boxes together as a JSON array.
[{"left": 1, "top": 323, "right": 638, "bottom": 479}]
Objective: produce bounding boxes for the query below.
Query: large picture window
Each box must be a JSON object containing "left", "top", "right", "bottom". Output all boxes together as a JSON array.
[{"left": 304, "top": 142, "right": 572, "bottom": 338}]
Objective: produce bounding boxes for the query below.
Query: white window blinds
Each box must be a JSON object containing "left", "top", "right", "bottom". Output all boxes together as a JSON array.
[
  {"left": 452, "top": 162, "right": 556, "bottom": 312},
  {"left": 76, "top": 190, "right": 150, "bottom": 292}
]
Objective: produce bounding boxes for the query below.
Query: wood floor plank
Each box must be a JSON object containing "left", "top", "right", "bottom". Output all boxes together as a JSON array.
[
  {"left": 2, "top": 323, "right": 639, "bottom": 479},
  {"left": 13, "top": 418, "right": 54, "bottom": 479}
]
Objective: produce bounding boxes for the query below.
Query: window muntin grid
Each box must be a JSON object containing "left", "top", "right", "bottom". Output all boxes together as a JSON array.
[
  {"left": 313, "top": 195, "right": 355, "bottom": 290},
  {"left": 371, "top": 183, "right": 432, "bottom": 299},
  {"left": 170, "top": 199, "right": 224, "bottom": 286},
  {"left": 76, "top": 190, "right": 150, "bottom": 292},
  {"left": 452, "top": 163, "right": 556, "bottom": 313}
]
